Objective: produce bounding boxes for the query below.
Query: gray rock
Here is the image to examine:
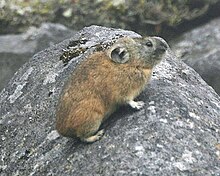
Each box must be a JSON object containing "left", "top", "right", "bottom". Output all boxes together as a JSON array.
[
  {"left": 0, "top": 23, "right": 76, "bottom": 91},
  {"left": 172, "top": 17, "right": 220, "bottom": 95},
  {"left": 0, "top": 26, "right": 220, "bottom": 176}
]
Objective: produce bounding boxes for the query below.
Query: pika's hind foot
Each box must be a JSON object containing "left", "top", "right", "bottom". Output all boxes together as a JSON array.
[
  {"left": 82, "top": 129, "right": 105, "bottom": 143},
  {"left": 128, "top": 100, "right": 145, "bottom": 110}
]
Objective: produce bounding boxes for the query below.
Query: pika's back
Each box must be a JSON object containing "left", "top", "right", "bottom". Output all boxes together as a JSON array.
[{"left": 65, "top": 36, "right": 168, "bottom": 90}]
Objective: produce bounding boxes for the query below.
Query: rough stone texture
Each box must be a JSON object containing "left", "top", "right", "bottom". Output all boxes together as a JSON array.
[
  {"left": 0, "top": 26, "right": 220, "bottom": 176},
  {"left": 0, "top": 23, "right": 76, "bottom": 91},
  {"left": 172, "top": 17, "right": 220, "bottom": 95}
]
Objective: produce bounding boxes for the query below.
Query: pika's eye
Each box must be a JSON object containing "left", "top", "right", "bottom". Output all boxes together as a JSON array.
[{"left": 145, "top": 40, "right": 153, "bottom": 47}]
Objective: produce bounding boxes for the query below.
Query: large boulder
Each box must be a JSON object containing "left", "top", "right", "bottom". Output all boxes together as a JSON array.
[
  {"left": 0, "top": 26, "right": 219, "bottom": 175},
  {"left": 172, "top": 17, "right": 220, "bottom": 95},
  {"left": 0, "top": 23, "right": 76, "bottom": 91}
]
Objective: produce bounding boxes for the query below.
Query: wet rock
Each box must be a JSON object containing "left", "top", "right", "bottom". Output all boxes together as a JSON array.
[
  {"left": 0, "top": 26, "right": 219, "bottom": 175},
  {"left": 0, "top": 23, "right": 76, "bottom": 91},
  {"left": 172, "top": 17, "right": 220, "bottom": 95}
]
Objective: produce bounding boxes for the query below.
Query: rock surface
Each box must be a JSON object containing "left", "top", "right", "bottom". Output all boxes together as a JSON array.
[
  {"left": 172, "top": 17, "right": 220, "bottom": 95},
  {"left": 0, "top": 23, "right": 76, "bottom": 91},
  {"left": 0, "top": 26, "right": 220, "bottom": 175}
]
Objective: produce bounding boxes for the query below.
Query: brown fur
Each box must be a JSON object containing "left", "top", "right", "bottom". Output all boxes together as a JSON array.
[{"left": 56, "top": 36, "right": 168, "bottom": 142}]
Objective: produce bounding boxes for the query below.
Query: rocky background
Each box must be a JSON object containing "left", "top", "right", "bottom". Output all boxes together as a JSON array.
[
  {"left": 0, "top": 0, "right": 220, "bottom": 175},
  {"left": 0, "top": 23, "right": 76, "bottom": 91},
  {"left": 1, "top": 0, "right": 220, "bottom": 37},
  {"left": 171, "top": 17, "right": 220, "bottom": 95}
]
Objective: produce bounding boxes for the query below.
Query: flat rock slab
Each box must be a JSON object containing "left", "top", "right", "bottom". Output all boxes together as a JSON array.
[{"left": 0, "top": 26, "right": 220, "bottom": 175}]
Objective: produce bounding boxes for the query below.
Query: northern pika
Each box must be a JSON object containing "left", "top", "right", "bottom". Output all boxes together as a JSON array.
[{"left": 56, "top": 36, "right": 168, "bottom": 143}]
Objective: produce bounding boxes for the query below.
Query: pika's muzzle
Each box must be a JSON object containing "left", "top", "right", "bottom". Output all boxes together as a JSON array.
[{"left": 153, "top": 37, "right": 169, "bottom": 54}]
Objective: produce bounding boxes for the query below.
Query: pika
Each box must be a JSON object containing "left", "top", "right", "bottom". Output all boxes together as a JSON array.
[{"left": 56, "top": 36, "right": 168, "bottom": 143}]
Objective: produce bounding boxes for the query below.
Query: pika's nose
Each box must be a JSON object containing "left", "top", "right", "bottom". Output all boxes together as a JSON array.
[{"left": 153, "top": 37, "right": 168, "bottom": 53}]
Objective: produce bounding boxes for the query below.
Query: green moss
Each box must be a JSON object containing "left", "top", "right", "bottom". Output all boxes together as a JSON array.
[{"left": 0, "top": 0, "right": 220, "bottom": 37}]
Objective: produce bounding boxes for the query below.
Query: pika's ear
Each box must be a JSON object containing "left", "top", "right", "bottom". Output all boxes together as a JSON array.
[{"left": 107, "top": 45, "right": 130, "bottom": 64}]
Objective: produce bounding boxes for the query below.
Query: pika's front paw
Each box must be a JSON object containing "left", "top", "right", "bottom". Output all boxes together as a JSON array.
[{"left": 128, "top": 100, "right": 145, "bottom": 110}]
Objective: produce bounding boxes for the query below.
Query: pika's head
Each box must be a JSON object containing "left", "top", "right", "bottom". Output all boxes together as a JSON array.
[{"left": 106, "top": 36, "right": 168, "bottom": 68}]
